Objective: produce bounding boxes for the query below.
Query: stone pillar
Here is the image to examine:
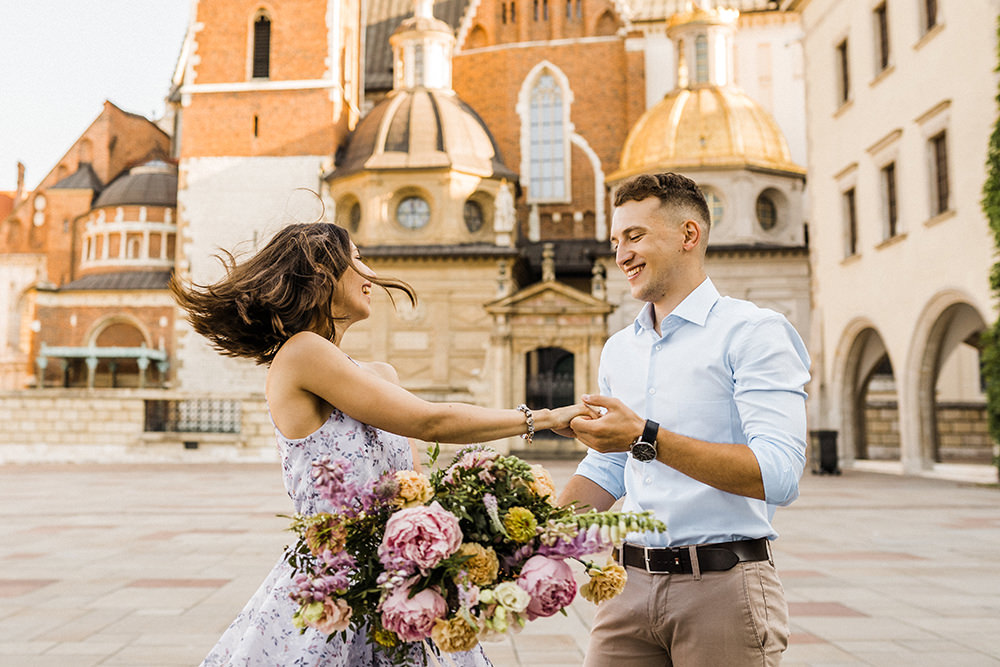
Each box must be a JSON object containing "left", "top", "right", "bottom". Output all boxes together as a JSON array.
[
  {"left": 137, "top": 356, "right": 150, "bottom": 389},
  {"left": 86, "top": 357, "right": 98, "bottom": 389}
]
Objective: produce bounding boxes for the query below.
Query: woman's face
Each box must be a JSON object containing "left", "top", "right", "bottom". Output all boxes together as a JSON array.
[{"left": 331, "top": 243, "right": 375, "bottom": 326}]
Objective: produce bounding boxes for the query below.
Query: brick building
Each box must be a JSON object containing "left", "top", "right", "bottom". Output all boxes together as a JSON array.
[{"left": 2, "top": 0, "right": 815, "bottom": 461}]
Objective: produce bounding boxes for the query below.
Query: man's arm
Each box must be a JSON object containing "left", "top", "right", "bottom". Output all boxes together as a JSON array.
[
  {"left": 557, "top": 474, "right": 618, "bottom": 512},
  {"left": 570, "top": 395, "right": 765, "bottom": 500}
]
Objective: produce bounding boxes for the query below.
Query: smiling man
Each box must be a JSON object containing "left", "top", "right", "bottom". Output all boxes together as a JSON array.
[{"left": 560, "top": 172, "right": 811, "bottom": 666}]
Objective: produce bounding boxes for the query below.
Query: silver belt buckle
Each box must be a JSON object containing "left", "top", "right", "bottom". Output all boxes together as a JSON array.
[{"left": 642, "top": 545, "right": 678, "bottom": 574}]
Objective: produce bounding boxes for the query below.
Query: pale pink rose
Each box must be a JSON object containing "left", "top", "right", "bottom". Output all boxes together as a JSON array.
[
  {"left": 517, "top": 555, "right": 577, "bottom": 620},
  {"left": 378, "top": 501, "right": 463, "bottom": 573},
  {"left": 312, "top": 597, "right": 352, "bottom": 634},
  {"left": 381, "top": 580, "right": 448, "bottom": 641}
]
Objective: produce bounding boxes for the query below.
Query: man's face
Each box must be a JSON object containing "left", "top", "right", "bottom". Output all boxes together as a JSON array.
[{"left": 610, "top": 197, "right": 688, "bottom": 305}]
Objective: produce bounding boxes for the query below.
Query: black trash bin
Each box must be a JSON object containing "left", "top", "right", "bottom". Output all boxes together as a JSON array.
[{"left": 811, "top": 429, "right": 840, "bottom": 475}]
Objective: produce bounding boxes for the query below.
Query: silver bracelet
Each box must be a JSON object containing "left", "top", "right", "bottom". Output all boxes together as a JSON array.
[{"left": 516, "top": 404, "right": 534, "bottom": 444}]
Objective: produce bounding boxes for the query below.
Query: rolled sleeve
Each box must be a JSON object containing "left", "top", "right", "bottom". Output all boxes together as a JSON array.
[
  {"left": 733, "top": 317, "right": 811, "bottom": 506},
  {"left": 574, "top": 449, "right": 628, "bottom": 500}
]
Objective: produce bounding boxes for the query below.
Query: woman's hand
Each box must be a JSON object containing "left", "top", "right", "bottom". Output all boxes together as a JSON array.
[{"left": 539, "top": 402, "right": 600, "bottom": 438}]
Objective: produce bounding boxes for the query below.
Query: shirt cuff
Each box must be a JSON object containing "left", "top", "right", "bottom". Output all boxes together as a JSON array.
[{"left": 574, "top": 449, "right": 628, "bottom": 500}]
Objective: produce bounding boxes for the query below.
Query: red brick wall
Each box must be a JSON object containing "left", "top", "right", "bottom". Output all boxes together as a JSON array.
[
  {"left": 454, "top": 0, "right": 644, "bottom": 241},
  {"left": 180, "top": 0, "right": 356, "bottom": 158}
]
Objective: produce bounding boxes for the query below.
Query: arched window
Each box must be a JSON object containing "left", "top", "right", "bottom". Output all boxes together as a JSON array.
[
  {"left": 252, "top": 13, "right": 271, "bottom": 78},
  {"left": 695, "top": 34, "right": 709, "bottom": 84},
  {"left": 528, "top": 72, "right": 567, "bottom": 201}
]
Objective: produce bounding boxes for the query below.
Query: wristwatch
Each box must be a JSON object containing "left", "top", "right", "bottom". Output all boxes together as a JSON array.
[{"left": 630, "top": 419, "right": 659, "bottom": 462}]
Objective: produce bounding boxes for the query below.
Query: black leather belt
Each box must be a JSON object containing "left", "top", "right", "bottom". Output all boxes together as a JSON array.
[{"left": 615, "top": 538, "right": 770, "bottom": 574}]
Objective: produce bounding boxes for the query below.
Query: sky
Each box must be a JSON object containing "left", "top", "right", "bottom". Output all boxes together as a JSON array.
[{"left": 0, "top": 2, "right": 192, "bottom": 192}]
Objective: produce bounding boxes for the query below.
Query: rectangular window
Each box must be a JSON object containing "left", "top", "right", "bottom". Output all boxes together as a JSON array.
[
  {"left": 882, "top": 162, "right": 898, "bottom": 238},
  {"left": 533, "top": 0, "right": 538, "bottom": 20},
  {"left": 930, "top": 131, "right": 949, "bottom": 215},
  {"left": 836, "top": 39, "right": 850, "bottom": 105},
  {"left": 924, "top": 0, "right": 937, "bottom": 32},
  {"left": 844, "top": 188, "right": 858, "bottom": 256},
  {"left": 502, "top": 3, "right": 507, "bottom": 23},
  {"left": 874, "top": 3, "right": 890, "bottom": 72}
]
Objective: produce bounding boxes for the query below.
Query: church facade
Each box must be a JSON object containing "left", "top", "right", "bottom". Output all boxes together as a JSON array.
[{"left": 2, "top": 0, "right": 876, "bottom": 465}]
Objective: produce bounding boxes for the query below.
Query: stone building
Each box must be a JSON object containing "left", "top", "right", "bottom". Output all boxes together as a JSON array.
[
  {"left": 1, "top": 0, "right": 816, "bottom": 462},
  {"left": 788, "top": 0, "right": 999, "bottom": 472}
]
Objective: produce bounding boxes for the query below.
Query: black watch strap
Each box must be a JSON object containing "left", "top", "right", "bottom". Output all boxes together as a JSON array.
[{"left": 641, "top": 419, "right": 659, "bottom": 444}]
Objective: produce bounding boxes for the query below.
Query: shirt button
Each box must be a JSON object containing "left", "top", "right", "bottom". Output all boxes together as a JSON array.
[
  {"left": 645, "top": 477, "right": 652, "bottom": 484},
  {"left": 655, "top": 344, "right": 662, "bottom": 351},
  {"left": 648, "top": 387, "right": 656, "bottom": 395}
]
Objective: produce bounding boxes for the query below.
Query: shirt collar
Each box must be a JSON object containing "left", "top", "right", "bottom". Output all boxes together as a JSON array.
[{"left": 634, "top": 277, "right": 719, "bottom": 334}]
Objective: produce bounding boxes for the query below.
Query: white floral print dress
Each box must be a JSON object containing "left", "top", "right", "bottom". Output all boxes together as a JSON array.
[{"left": 200, "top": 407, "right": 493, "bottom": 666}]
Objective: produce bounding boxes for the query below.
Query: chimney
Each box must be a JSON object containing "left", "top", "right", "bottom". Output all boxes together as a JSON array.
[{"left": 15, "top": 162, "right": 25, "bottom": 203}]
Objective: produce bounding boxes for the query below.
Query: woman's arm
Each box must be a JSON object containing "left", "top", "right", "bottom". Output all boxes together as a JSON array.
[{"left": 277, "top": 332, "right": 585, "bottom": 444}]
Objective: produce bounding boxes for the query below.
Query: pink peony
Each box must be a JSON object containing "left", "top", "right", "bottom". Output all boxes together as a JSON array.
[
  {"left": 381, "top": 580, "right": 448, "bottom": 641},
  {"left": 312, "top": 598, "right": 353, "bottom": 634},
  {"left": 517, "top": 555, "right": 577, "bottom": 620},
  {"left": 379, "top": 502, "right": 463, "bottom": 573}
]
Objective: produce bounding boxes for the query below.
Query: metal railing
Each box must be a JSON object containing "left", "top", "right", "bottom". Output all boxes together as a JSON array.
[{"left": 144, "top": 399, "right": 242, "bottom": 434}]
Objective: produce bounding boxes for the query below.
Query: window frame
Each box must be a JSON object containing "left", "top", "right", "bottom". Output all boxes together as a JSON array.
[
  {"left": 518, "top": 63, "right": 574, "bottom": 205},
  {"left": 873, "top": 2, "right": 890, "bottom": 74}
]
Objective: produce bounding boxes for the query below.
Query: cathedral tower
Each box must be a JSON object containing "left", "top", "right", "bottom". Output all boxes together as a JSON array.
[{"left": 170, "top": 0, "right": 361, "bottom": 392}]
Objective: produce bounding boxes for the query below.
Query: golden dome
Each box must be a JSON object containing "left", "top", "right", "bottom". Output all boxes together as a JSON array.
[{"left": 611, "top": 86, "right": 804, "bottom": 181}]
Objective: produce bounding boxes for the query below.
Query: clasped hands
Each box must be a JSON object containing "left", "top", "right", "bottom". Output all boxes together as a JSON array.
[{"left": 549, "top": 394, "right": 645, "bottom": 453}]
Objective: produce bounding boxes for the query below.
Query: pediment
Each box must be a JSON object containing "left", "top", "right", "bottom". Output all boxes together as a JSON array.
[{"left": 485, "top": 280, "right": 614, "bottom": 316}]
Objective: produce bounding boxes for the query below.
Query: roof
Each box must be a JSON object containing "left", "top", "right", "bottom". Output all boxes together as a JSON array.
[
  {"left": 93, "top": 160, "right": 177, "bottom": 209},
  {"left": 331, "top": 88, "right": 515, "bottom": 179},
  {"left": 366, "top": 0, "right": 469, "bottom": 91},
  {"left": 611, "top": 86, "right": 804, "bottom": 181},
  {"left": 51, "top": 163, "right": 103, "bottom": 191},
  {"left": 625, "top": 0, "right": 781, "bottom": 21},
  {"left": 60, "top": 270, "right": 172, "bottom": 291}
]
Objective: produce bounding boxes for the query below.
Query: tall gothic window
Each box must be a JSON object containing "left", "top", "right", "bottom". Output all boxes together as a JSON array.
[
  {"left": 528, "top": 72, "right": 567, "bottom": 201},
  {"left": 873, "top": 3, "right": 890, "bottom": 73},
  {"left": 930, "top": 131, "right": 949, "bottom": 215},
  {"left": 881, "top": 161, "right": 898, "bottom": 238},
  {"left": 253, "top": 13, "right": 271, "bottom": 78}
]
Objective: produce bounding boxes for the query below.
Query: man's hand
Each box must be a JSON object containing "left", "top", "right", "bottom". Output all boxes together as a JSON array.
[{"left": 569, "top": 394, "right": 646, "bottom": 453}]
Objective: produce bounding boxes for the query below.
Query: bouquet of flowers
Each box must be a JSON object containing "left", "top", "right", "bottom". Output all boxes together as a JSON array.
[{"left": 285, "top": 444, "right": 666, "bottom": 660}]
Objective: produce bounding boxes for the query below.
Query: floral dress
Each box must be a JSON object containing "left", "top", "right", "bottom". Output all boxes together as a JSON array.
[{"left": 201, "top": 407, "right": 494, "bottom": 666}]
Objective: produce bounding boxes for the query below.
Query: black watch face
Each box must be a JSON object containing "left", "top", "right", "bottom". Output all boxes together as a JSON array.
[{"left": 631, "top": 441, "right": 656, "bottom": 462}]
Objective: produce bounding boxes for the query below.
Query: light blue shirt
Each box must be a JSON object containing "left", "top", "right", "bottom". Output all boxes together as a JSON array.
[{"left": 575, "top": 278, "right": 810, "bottom": 547}]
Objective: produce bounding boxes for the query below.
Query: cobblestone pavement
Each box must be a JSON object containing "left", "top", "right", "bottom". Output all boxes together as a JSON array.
[{"left": 1, "top": 458, "right": 999, "bottom": 666}]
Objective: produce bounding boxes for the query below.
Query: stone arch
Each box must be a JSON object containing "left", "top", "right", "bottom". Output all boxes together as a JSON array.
[
  {"left": 834, "top": 320, "right": 898, "bottom": 464},
  {"left": 84, "top": 316, "right": 155, "bottom": 389},
  {"left": 905, "top": 292, "right": 989, "bottom": 466}
]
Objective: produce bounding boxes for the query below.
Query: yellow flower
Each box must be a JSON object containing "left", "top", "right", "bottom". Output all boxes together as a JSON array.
[
  {"left": 431, "top": 615, "right": 480, "bottom": 653},
  {"left": 457, "top": 542, "right": 499, "bottom": 586},
  {"left": 580, "top": 562, "right": 627, "bottom": 604},
  {"left": 528, "top": 464, "right": 557, "bottom": 502},
  {"left": 372, "top": 626, "right": 399, "bottom": 647},
  {"left": 394, "top": 470, "right": 434, "bottom": 508},
  {"left": 502, "top": 507, "right": 538, "bottom": 543}
]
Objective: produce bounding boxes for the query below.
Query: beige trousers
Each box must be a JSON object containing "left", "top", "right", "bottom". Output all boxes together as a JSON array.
[{"left": 584, "top": 560, "right": 789, "bottom": 666}]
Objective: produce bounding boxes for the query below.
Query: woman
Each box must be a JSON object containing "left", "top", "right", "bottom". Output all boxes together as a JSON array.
[{"left": 172, "top": 222, "right": 588, "bottom": 666}]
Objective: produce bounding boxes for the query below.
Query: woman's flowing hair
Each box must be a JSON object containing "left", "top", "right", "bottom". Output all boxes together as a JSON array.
[{"left": 170, "top": 222, "right": 416, "bottom": 365}]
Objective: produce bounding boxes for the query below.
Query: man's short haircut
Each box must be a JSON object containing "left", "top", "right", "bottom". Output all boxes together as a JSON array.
[{"left": 614, "top": 172, "right": 712, "bottom": 230}]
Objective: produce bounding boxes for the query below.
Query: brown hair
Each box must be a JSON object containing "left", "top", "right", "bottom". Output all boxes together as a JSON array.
[
  {"left": 170, "top": 222, "right": 415, "bottom": 365},
  {"left": 613, "top": 172, "right": 712, "bottom": 231}
]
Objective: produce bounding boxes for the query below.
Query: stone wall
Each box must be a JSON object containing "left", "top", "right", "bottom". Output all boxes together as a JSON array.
[
  {"left": 0, "top": 389, "right": 276, "bottom": 463},
  {"left": 865, "top": 400, "right": 992, "bottom": 463}
]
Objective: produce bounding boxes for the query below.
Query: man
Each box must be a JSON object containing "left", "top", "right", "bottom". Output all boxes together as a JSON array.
[{"left": 562, "top": 172, "right": 810, "bottom": 666}]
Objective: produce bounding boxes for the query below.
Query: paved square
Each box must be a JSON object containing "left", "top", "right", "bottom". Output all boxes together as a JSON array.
[{"left": 1, "top": 460, "right": 998, "bottom": 665}]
